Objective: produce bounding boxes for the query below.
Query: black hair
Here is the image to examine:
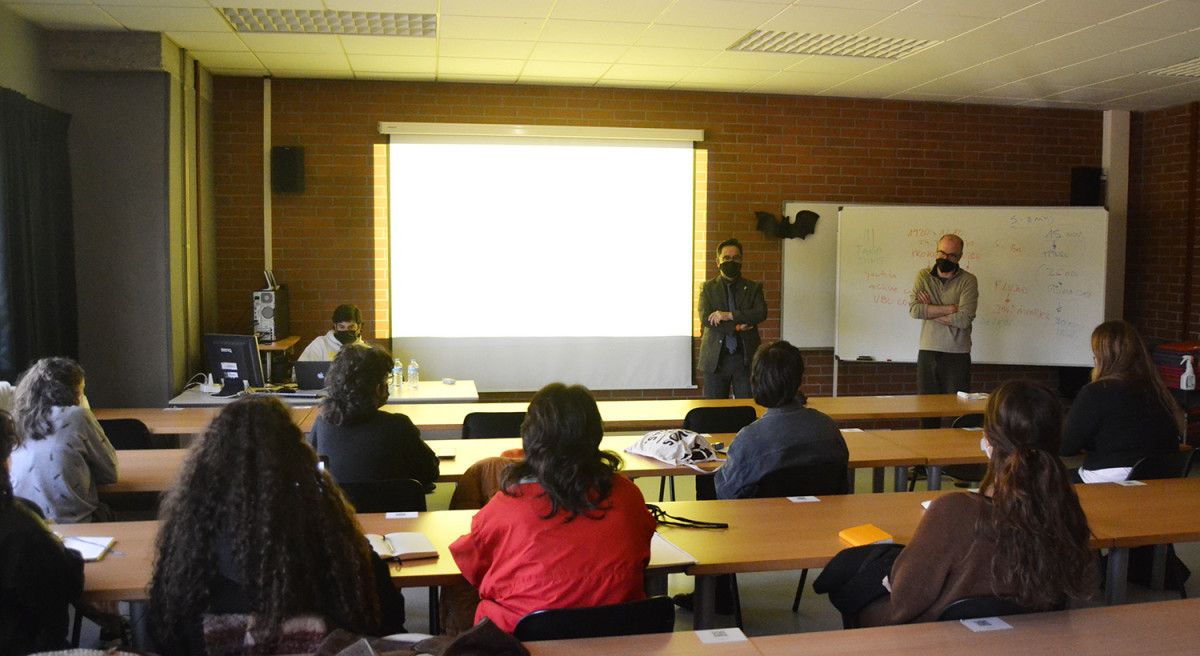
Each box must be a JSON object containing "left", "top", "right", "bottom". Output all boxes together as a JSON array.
[
  {"left": 320, "top": 344, "right": 393, "bottom": 426},
  {"left": 332, "top": 304, "right": 363, "bottom": 325},
  {"left": 0, "top": 410, "right": 15, "bottom": 507},
  {"left": 500, "top": 383, "right": 622, "bottom": 520},
  {"left": 750, "top": 340, "right": 805, "bottom": 407},
  {"left": 716, "top": 238, "right": 743, "bottom": 258}
]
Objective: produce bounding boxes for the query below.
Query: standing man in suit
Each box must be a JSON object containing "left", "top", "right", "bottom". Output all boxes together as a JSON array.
[
  {"left": 909, "top": 234, "right": 978, "bottom": 425},
  {"left": 698, "top": 238, "right": 767, "bottom": 399}
]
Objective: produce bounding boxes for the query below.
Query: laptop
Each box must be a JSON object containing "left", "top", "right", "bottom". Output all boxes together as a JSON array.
[{"left": 293, "top": 361, "right": 332, "bottom": 394}]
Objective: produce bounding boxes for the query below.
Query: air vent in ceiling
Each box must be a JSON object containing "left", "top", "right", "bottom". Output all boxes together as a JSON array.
[
  {"left": 221, "top": 8, "right": 436, "bottom": 37},
  {"left": 1145, "top": 57, "right": 1200, "bottom": 78},
  {"left": 729, "top": 30, "right": 937, "bottom": 59}
]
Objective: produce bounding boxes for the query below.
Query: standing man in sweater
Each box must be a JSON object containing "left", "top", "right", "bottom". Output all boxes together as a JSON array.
[
  {"left": 698, "top": 238, "right": 767, "bottom": 399},
  {"left": 909, "top": 234, "right": 978, "bottom": 425}
]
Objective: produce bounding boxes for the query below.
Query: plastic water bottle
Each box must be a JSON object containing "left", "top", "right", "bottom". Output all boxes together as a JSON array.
[
  {"left": 406, "top": 358, "right": 420, "bottom": 391},
  {"left": 392, "top": 359, "right": 403, "bottom": 395}
]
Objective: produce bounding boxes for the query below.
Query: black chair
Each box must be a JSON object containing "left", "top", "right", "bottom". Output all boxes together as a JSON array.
[
  {"left": 511, "top": 596, "right": 675, "bottom": 642},
  {"left": 1120, "top": 447, "right": 1195, "bottom": 598},
  {"left": 98, "top": 418, "right": 162, "bottom": 450},
  {"left": 461, "top": 412, "right": 526, "bottom": 439},
  {"left": 912, "top": 413, "right": 986, "bottom": 491},
  {"left": 1128, "top": 448, "right": 1195, "bottom": 481},
  {"left": 936, "top": 596, "right": 1044, "bottom": 621},
  {"left": 743, "top": 462, "right": 851, "bottom": 614},
  {"left": 338, "top": 478, "right": 427, "bottom": 513},
  {"left": 667, "top": 406, "right": 757, "bottom": 501}
]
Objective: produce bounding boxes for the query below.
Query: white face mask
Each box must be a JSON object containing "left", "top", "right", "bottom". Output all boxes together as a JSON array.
[{"left": 979, "top": 436, "right": 993, "bottom": 459}]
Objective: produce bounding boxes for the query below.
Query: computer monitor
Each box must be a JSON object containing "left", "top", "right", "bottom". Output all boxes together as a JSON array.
[{"left": 203, "top": 333, "right": 265, "bottom": 396}]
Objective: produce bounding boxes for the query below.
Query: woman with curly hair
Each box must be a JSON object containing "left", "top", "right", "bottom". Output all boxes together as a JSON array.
[
  {"left": 0, "top": 409, "right": 85, "bottom": 653},
  {"left": 147, "top": 396, "right": 405, "bottom": 654},
  {"left": 308, "top": 344, "right": 438, "bottom": 490},
  {"left": 1062, "top": 320, "right": 1184, "bottom": 483},
  {"left": 11, "top": 357, "right": 117, "bottom": 523},
  {"left": 449, "top": 383, "right": 656, "bottom": 632},
  {"left": 848, "top": 380, "right": 1096, "bottom": 626}
]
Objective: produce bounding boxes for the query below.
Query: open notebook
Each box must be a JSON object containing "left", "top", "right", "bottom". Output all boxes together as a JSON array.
[
  {"left": 58, "top": 535, "right": 115, "bottom": 562},
  {"left": 366, "top": 532, "right": 438, "bottom": 561}
]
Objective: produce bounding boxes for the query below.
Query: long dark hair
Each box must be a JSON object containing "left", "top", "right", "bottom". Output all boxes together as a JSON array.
[
  {"left": 1091, "top": 320, "right": 1185, "bottom": 435},
  {"left": 13, "top": 357, "right": 84, "bottom": 445},
  {"left": 501, "top": 383, "right": 622, "bottom": 520},
  {"left": 320, "top": 344, "right": 392, "bottom": 426},
  {"left": 148, "top": 396, "right": 382, "bottom": 648},
  {"left": 0, "top": 410, "right": 15, "bottom": 508},
  {"left": 977, "top": 381, "right": 1096, "bottom": 609}
]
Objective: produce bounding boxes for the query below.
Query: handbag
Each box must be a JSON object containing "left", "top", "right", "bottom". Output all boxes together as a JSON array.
[{"left": 625, "top": 429, "right": 721, "bottom": 472}]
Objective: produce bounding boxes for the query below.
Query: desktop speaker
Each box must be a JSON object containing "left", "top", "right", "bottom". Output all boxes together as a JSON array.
[
  {"left": 1070, "top": 166, "right": 1104, "bottom": 206},
  {"left": 252, "top": 285, "right": 290, "bottom": 343},
  {"left": 271, "top": 146, "right": 305, "bottom": 194}
]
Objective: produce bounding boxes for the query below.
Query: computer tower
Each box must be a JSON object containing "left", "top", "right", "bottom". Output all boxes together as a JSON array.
[{"left": 252, "top": 285, "right": 290, "bottom": 343}]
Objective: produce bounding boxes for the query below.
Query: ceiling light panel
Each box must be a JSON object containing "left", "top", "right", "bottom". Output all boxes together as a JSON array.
[
  {"left": 729, "top": 30, "right": 939, "bottom": 59},
  {"left": 221, "top": 8, "right": 436, "bottom": 37}
]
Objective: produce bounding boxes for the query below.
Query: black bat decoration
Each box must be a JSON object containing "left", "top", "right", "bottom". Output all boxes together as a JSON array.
[{"left": 754, "top": 209, "right": 819, "bottom": 239}]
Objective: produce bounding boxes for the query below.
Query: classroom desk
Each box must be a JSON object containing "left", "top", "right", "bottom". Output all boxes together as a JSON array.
[
  {"left": 98, "top": 431, "right": 925, "bottom": 495},
  {"left": 525, "top": 630, "right": 763, "bottom": 656},
  {"left": 93, "top": 406, "right": 317, "bottom": 436},
  {"left": 166, "top": 380, "right": 480, "bottom": 407},
  {"left": 867, "top": 428, "right": 988, "bottom": 490}
]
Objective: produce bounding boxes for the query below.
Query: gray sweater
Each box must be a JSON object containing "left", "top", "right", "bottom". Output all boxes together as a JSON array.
[
  {"left": 908, "top": 267, "right": 979, "bottom": 354},
  {"left": 11, "top": 406, "right": 118, "bottom": 523}
]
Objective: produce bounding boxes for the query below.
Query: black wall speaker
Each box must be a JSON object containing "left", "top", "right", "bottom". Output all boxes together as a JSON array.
[
  {"left": 1070, "top": 166, "right": 1104, "bottom": 206},
  {"left": 271, "top": 146, "right": 305, "bottom": 194}
]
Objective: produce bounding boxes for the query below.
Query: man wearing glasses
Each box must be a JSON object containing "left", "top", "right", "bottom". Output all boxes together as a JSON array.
[{"left": 909, "top": 234, "right": 978, "bottom": 418}]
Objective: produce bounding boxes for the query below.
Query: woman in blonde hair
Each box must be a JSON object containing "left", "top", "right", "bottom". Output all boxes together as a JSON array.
[{"left": 1061, "top": 320, "right": 1184, "bottom": 483}]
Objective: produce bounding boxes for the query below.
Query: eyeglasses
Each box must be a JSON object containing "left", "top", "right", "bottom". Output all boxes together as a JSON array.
[{"left": 936, "top": 250, "right": 962, "bottom": 260}]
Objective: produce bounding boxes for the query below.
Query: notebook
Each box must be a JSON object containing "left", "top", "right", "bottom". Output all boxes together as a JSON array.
[
  {"left": 365, "top": 532, "right": 438, "bottom": 561},
  {"left": 58, "top": 535, "right": 115, "bottom": 562},
  {"left": 838, "top": 524, "right": 894, "bottom": 547}
]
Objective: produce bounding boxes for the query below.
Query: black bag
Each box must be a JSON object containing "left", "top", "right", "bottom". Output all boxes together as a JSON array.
[{"left": 813, "top": 543, "right": 905, "bottom": 628}]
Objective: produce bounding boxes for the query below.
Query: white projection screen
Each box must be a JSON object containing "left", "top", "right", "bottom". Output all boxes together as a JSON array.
[{"left": 386, "top": 124, "right": 701, "bottom": 392}]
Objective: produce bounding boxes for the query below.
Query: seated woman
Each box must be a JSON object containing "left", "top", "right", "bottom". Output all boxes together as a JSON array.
[
  {"left": 11, "top": 357, "right": 117, "bottom": 523},
  {"left": 1062, "top": 320, "right": 1184, "bottom": 483},
  {"left": 449, "top": 383, "right": 656, "bottom": 633},
  {"left": 715, "top": 340, "right": 848, "bottom": 499},
  {"left": 847, "top": 380, "right": 1096, "bottom": 626},
  {"left": 309, "top": 344, "right": 438, "bottom": 490},
  {"left": 0, "top": 409, "right": 85, "bottom": 653},
  {"left": 148, "top": 397, "right": 405, "bottom": 655}
]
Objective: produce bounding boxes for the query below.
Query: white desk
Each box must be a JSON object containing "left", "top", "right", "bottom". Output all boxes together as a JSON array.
[{"left": 168, "top": 379, "right": 479, "bottom": 407}]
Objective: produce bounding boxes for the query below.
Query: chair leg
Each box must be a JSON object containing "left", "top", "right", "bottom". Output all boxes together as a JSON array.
[
  {"left": 71, "top": 604, "right": 83, "bottom": 646},
  {"left": 428, "top": 587, "right": 441, "bottom": 635},
  {"left": 669, "top": 476, "right": 676, "bottom": 501},
  {"left": 791, "top": 569, "right": 809, "bottom": 612},
  {"left": 729, "top": 574, "right": 742, "bottom": 627},
  {"left": 658, "top": 477, "right": 666, "bottom": 502}
]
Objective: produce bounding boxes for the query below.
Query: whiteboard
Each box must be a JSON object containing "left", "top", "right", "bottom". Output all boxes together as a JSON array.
[
  {"left": 835, "top": 205, "right": 1109, "bottom": 366},
  {"left": 781, "top": 202, "right": 840, "bottom": 347}
]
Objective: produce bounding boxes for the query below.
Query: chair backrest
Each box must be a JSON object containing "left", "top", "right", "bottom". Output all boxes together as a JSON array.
[
  {"left": 512, "top": 596, "right": 675, "bottom": 642},
  {"left": 951, "top": 413, "right": 984, "bottom": 429},
  {"left": 461, "top": 412, "right": 526, "bottom": 439},
  {"left": 682, "top": 406, "right": 757, "bottom": 434},
  {"left": 936, "top": 596, "right": 1041, "bottom": 622},
  {"left": 1128, "top": 448, "right": 1195, "bottom": 481},
  {"left": 98, "top": 418, "right": 156, "bottom": 450},
  {"left": 744, "top": 461, "right": 850, "bottom": 499},
  {"left": 337, "top": 478, "right": 427, "bottom": 513}
]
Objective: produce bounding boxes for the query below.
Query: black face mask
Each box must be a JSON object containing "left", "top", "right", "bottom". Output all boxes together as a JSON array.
[
  {"left": 334, "top": 330, "right": 359, "bottom": 345},
  {"left": 719, "top": 261, "right": 742, "bottom": 279},
  {"left": 935, "top": 258, "right": 959, "bottom": 274}
]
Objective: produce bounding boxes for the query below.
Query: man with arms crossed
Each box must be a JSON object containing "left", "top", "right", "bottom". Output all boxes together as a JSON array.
[
  {"left": 698, "top": 238, "right": 767, "bottom": 399},
  {"left": 909, "top": 234, "right": 978, "bottom": 424}
]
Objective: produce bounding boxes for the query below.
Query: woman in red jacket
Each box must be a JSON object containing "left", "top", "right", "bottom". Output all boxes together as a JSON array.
[{"left": 449, "top": 383, "right": 656, "bottom": 633}]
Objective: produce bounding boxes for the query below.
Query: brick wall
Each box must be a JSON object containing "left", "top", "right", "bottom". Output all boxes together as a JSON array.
[
  {"left": 1128, "top": 103, "right": 1198, "bottom": 343},
  {"left": 212, "top": 78, "right": 1101, "bottom": 399}
]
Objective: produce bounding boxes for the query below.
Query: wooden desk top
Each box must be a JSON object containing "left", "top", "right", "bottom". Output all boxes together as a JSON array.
[
  {"left": 526, "top": 631, "right": 762, "bottom": 656},
  {"left": 54, "top": 521, "right": 159, "bottom": 602},
  {"left": 868, "top": 428, "right": 988, "bottom": 466},
  {"left": 257, "top": 335, "right": 300, "bottom": 351},
  {"left": 1077, "top": 477, "right": 1200, "bottom": 547},
  {"left": 752, "top": 598, "right": 1200, "bottom": 655},
  {"left": 93, "top": 406, "right": 317, "bottom": 436}
]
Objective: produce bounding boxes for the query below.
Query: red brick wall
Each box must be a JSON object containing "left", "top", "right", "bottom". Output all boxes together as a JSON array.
[
  {"left": 212, "top": 78, "right": 1101, "bottom": 399},
  {"left": 1128, "top": 103, "right": 1198, "bottom": 342}
]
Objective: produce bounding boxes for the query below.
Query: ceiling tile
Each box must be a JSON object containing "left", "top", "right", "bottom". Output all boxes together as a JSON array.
[
  {"left": 551, "top": 0, "right": 672, "bottom": 23},
  {"left": 339, "top": 35, "right": 436, "bottom": 56},
  {"left": 1009, "top": 0, "right": 1184, "bottom": 31},
  {"left": 751, "top": 69, "right": 851, "bottom": 93},
  {"left": 604, "top": 63, "right": 695, "bottom": 82},
  {"left": 167, "top": 31, "right": 248, "bottom": 52},
  {"left": 887, "top": 91, "right": 968, "bottom": 102},
  {"left": 540, "top": 19, "right": 647, "bottom": 44},
  {"left": 703, "top": 50, "right": 796, "bottom": 71},
  {"left": 785, "top": 55, "right": 892, "bottom": 75},
  {"left": 324, "top": 0, "right": 438, "bottom": 12},
  {"left": 347, "top": 53, "right": 436, "bottom": 74},
  {"left": 103, "top": 0, "right": 207, "bottom": 6},
  {"left": 1043, "top": 86, "right": 1134, "bottom": 102},
  {"left": 679, "top": 66, "right": 775, "bottom": 85},
  {"left": 1017, "top": 98, "right": 1103, "bottom": 109},
  {"left": 5, "top": 4, "right": 123, "bottom": 29},
  {"left": 256, "top": 52, "right": 351, "bottom": 73},
  {"left": 956, "top": 95, "right": 1036, "bottom": 105},
  {"left": 656, "top": 0, "right": 787, "bottom": 29},
  {"left": 269, "top": 70, "right": 355, "bottom": 79},
  {"left": 209, "top": 66, "right": 267, "bottom": 76},
  {"left": 860, "top": 10, "right": 992, "bottom": 41},
  {"left": 617, "top": 46, "right": 715, "bottom": 66},
  {"left": 238, "top": 33, "right": 344, "bottom": 54},
  {"left": 595, "top": 77, "right": 676, "bottom": 89},
  {"left": 636, "top": 24, "right": 747, "bottom": 48},
  {"left": 207, "top": 0, "right": 324, "bottom": 9},
  {"left": 440, "top": 0, "right": 554, "bottom": 18},
  {"left": 532, "top": 42, "right": 629, "bottom": 62},
  {"left": 99, "top": 5, "right": 231, "bottom": 32},
  {"left": 436, "top": 73, "right": 521, "bottom": 83},
  {"left": 437, "top": 56, "right": 526, "bottom": 75},
  {"left": 1100, "top": 0, "right": 1200, "bottom": 33},
  {"left": 189, "top": 50, "right": 262, "bottom": 70},
  {"left": 518, "top": 75, "right": 599, "bottom": 86},
  {"left": 907, "top": 0, "right": 1040, "bottom": 19},
  {"left": 437, "top": 15, "right": 545, "bottom": 40},
  {"left": 520, "top": 60, "right": 611, "bottom": 77},
  {"left": 760, "top": 4, "right": 896, "bottom": 34},
  {"left": 439, "top": 39, "right": 536, "bottom": 59}
]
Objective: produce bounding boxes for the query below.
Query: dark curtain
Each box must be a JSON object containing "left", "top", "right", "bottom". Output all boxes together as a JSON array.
[{"left": 0, "top": 88, "right": 76, "bottom": 382}]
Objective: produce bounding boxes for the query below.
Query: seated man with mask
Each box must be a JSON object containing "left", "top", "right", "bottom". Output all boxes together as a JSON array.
[{"left": 298, "top": 304, "right": 367, "bottom": 362}]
